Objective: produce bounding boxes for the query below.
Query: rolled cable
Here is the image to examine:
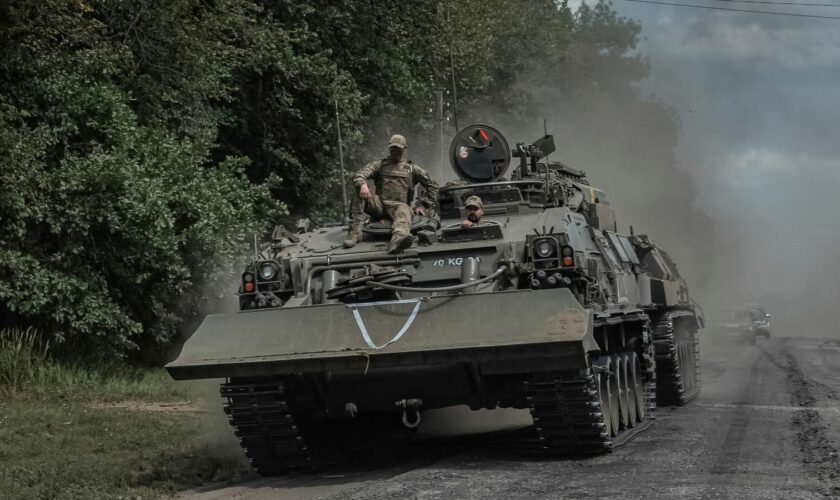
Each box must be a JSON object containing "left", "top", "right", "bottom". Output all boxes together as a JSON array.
[{"left": 367, "top": 266, "right": 507, "bottom": 293}]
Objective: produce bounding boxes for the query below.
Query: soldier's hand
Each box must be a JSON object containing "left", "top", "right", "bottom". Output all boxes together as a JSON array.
[
  {"left": 359, "top": 183, "right": 372, "bottom": 200},
  {"left": 461, "top": 219, "right": 474, "bottom": 229},
  {"left": 412, "top": 206, "right": 427, "bottom": 216}
]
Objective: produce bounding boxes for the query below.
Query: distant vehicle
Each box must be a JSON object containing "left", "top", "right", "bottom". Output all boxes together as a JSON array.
[{"left": 720, "top": 306, "right": 771, "bottom": 345}]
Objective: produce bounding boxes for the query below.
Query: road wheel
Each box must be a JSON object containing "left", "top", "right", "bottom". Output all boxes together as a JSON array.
[
  {"left": 679, "top": 342, "right": 691, "bottom": 394},
  {"left": 614, "top": 354, "right": 631, "bottom": 430},
  {"left": 606, "top": 358, "right": 621, "bottom": 436},
  {"left": 595, "top": 355, "right": 622, "bottom": 438},
  {"left": 622, "top": 353, "right": 638, "bottom": 427},
  {"left": 629, "top": 352, "right": 646, "bottom": 422},
  {"left": 595, "top": 369, "right": 612, "bottom": 438}
]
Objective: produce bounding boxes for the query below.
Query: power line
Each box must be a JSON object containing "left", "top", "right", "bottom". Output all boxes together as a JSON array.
[
  {"left": 618, "top": 0, "right": 840, "bottom": 19},
  {"left": 712, "top": 0, "right": 840, "bottom": 6}
]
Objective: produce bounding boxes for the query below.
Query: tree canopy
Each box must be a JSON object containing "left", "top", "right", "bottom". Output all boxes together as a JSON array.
[{"left": 0, "top": 0, "right": 687, "bottom": 358}]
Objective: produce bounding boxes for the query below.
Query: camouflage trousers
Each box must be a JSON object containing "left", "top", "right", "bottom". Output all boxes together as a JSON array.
[{"left": 349, "top": 191, "right": 412, "bottom": 238}]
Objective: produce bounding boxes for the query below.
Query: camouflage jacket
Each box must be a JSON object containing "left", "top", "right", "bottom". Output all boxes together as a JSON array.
[{"left": 352, "top": 158, "right": 439, "bottom": 209}]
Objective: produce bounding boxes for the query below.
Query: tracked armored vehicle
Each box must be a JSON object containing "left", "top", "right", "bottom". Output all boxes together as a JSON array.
[{"left": 166, "top": 125, "right": 703, "bottom": 474}]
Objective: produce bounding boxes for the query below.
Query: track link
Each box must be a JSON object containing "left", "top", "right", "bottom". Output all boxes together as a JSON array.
[
  {"left": 221, "top": 377, "right": 414, "bottom": 475},
  {"left": 221, "top": 378, "right": 318, "bottom": 475},
  {"left": 524, "top": 317, "right": 656, "bottom": 456},
  {"left": 653, "top": 312, "right": 700, "bottom": 406},
  {"left": 525, "top": 371, "right": 610, "bottom": 454},
  {"left": 525, "top": 369, "right": 655, "bottom": 455}
]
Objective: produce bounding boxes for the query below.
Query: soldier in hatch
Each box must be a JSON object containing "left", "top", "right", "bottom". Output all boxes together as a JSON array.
[
  {"left": 461, "top": 195, "right": 484, "bottom": 229},
  {"left": 343, "top": 134, "right": 439, "bottom": 253}
]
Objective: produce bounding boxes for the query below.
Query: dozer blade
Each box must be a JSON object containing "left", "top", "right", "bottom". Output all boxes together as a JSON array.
[{"left": 166, "top": 288, "right": 595, "bottom": 380}]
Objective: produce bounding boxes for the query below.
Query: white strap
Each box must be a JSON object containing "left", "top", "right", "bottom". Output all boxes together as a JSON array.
[{"left": 348, "top": 298, "right": 423, "bottom": 350}]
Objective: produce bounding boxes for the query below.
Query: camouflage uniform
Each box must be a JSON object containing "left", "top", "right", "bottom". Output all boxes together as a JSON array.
[{"left": 344, "top": 148, "right": 438, "bottom": 250}]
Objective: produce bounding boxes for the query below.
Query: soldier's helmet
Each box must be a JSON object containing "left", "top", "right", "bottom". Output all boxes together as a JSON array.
[{"left": 388, "top": 134, "right": 407, "bottom": 149}]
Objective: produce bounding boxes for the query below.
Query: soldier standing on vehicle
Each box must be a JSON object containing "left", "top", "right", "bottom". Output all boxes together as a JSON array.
[
  {"left": 343, "top": 134, "right": 438, "bottom": 253},
  {"left": 461, "top": 195, "right": 484, "bottom": 229}
]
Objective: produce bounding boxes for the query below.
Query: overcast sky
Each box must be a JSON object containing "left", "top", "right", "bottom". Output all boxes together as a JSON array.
[
  {"left": 588, "top": 0, "right": 840, "bottom": 316},
  {"left": 569, "top": 0, "right": 840, "bottom": 330}
]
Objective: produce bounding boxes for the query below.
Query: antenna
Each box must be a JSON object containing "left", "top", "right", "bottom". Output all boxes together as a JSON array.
[
  {"left": 253, "top": 234, "right": 259, "bottom": 262},
  {"left": 436, "top": 89, "right": 444, "bottom": 182},
  {"left": 542, "top": 118, "right": 550, "bottom": 205},
  {"left": 335, "top": 99, "right": 349, "bottom": 222},
  {"left": 445, "top": 5, "right": 459, "bottom": 132}
]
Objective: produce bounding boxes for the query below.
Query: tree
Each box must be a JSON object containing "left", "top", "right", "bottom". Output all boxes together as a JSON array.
[
  {"left": 0, "top": 0, "right": 704, "bottom": 358},
  {"left": 0, "top": 1, "right": 284, "bottom": 356}
]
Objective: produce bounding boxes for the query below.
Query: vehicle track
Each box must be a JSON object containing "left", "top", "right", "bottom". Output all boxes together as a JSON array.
[
  {"left": 654, "top": 311, "right": 700, "bottom": 405},
  {"left": 184, "top": 337, "right": 838, "bottom": 499},
  {"left": 766, "top": 340, "right": 840, "bottom": 496}
]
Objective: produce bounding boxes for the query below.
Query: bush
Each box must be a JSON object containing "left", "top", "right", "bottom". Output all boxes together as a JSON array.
[{"left": 0, "top": 2, "right": 289, "bottom": 356}]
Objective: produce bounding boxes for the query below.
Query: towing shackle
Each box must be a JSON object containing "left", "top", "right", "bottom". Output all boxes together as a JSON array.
[{"left": 395, "top": 398, "right": 423, "bottom": 428}]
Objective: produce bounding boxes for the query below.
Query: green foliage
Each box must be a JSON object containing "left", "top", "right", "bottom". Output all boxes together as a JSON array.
[
  {"left": 0, "top": 1, "right": 286, "bottom": 356},
  {"left": 561, "top": 1, "right": 649, "bottom": 98},
  {"left": 292, "top": 0, "right": 650, "bottom": 167},
  {"left": 0, "top": 0, "right": 667, "bottom": 358}
]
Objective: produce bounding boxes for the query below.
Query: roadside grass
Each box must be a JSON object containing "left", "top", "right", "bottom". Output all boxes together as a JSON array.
[
  {"left": 0, "top": 327, "right": 250, "bottom": 499},
  {"left": 0, "top": 326, "right": 50, "bottom": 396},
  {"left": 0, "top": 327, "right": 188, "bottom": 402}
]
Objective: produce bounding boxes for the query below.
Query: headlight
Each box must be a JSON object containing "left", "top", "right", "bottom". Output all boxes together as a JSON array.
[
  {"left": 536, "top": 240, "right": 555, "bottom": 258},
  {"left": 259, "top": 262, "right": 278, "bottom": 281}
]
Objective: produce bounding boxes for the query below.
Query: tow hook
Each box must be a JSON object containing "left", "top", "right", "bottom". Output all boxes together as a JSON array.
[
  {"left": 395, "top": 398, "right": 423, "bottom": 428},
  {"left": 344, "top": 402, "right": 358, "bottom": 417}
]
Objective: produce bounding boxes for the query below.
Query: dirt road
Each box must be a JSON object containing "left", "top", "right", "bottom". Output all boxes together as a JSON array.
[{"left": 182, "top": 337, "right": 840, "bottom": 499}]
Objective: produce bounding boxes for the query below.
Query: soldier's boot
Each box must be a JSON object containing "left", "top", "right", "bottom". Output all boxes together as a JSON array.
[
  {"left": 388, "top": 231, "right": 415, "bottom": 254},
  {"left": 343, "top": 224, "right": 364, "bottom": 248}
]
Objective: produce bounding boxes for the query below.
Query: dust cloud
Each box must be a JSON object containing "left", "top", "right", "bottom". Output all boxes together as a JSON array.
[
  {"left": 364, "top": 8, "right": 840, "bottom": 341},
  {"left": 628, "top": 8, "right": 840, "bottom": 340},
  {"left": 166, "top": 270, "right": 254, "bottom": 466},
  {"left": 180, "top": 378, "right": 251, "bottom": 474}
]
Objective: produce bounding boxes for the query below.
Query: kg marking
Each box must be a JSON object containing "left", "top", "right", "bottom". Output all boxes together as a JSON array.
[{"left": 432, "top": 256, "right": 481, "bottom": 267}]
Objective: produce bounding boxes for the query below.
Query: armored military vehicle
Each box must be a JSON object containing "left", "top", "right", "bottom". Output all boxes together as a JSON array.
[
  {"left": 166, "top": 125, "right": 703, "bottom": 475},
  {"left": 719, "top": 305, "right": 771, "bottom": 345}
]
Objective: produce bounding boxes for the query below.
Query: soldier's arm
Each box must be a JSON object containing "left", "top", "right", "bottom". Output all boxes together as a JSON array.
[
  {"left": 413, "top": 166, "right": 439, "bottom": 208},
  {"left": 352, "top": 161, "right": 380, "bottom": 188}
]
